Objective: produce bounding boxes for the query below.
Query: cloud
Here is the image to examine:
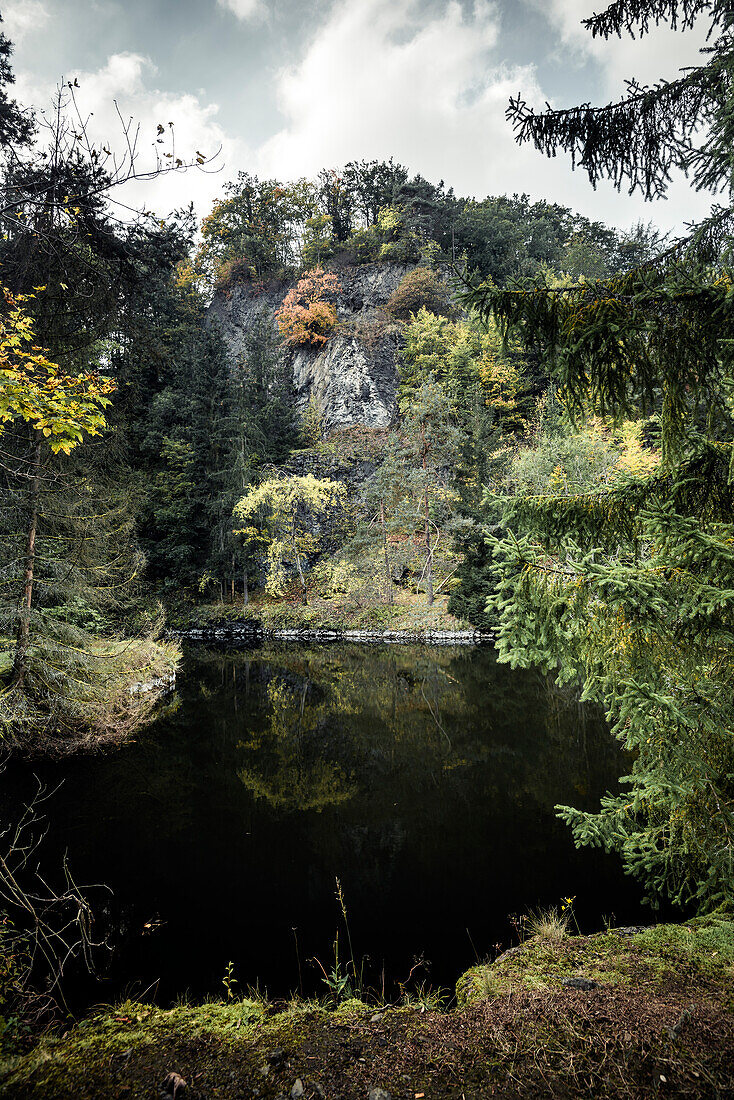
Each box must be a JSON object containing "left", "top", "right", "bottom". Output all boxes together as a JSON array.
[
  {"left": 531, "top": 0, "right": 710, "bottom": 91},
  {"left": 216, "top": 0, "right": 265, "bottom": 22},
  {"left": 5, "top": 0, "right": 715, "bottom": 234},
  {"left": 258, "top": 0, "right": 535, "bottom": 190},
  {"left": 1, "top": 0, "right": 49, "bottom": 43},
  {"left": 252, "top": 0, "right": 705, "bottom": 231},
  {"left": 15, "top": 52, "right": 246, "bottom": 218},
  {"left": 249, "top": 0, "right": 714, "bottom": 232}
]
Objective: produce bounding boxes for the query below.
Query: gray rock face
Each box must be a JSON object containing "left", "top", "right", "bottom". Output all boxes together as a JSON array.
[{"left": 207, "top": 263, "right": 413, "bottom": 434}]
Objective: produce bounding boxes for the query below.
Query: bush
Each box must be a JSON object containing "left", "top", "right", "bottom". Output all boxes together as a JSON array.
[
  {"left": 214, "top": 256, "right": 257, "bottom": 295},
  {"left": 385, "top": 267, "right": 455, "bottom": 321},
  {"left": 276, "top": 267, "right": 342, "bottom": 347},
  {"left": 343, "top": 226, "right": 381, "bottom": 264}
]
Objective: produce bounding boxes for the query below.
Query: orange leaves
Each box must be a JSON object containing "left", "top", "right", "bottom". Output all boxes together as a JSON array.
[{"left": 276, "top": 267, "right": 342, "bottom": 347}]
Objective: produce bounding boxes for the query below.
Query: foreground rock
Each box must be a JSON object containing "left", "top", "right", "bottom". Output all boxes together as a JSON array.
[{"left": 3, "top": 917, "right": 733, "bottom": 1099}]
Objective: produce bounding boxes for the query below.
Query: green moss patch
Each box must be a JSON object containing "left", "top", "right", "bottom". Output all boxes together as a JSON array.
[{"left": 456, "top": 918, "right": 734, "bottom": 1006}]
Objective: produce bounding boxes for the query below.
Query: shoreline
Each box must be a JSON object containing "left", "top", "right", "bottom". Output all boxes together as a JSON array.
[{"left": 172, "top": 623, "right": 494, "bottom": 645}]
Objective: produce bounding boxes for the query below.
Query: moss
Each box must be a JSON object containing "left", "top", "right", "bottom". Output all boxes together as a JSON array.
[
  {"left": 456, "top": 919, "right": 734, "bottom": 1007},
  {"left": 5, "top": 923, "right": 734, "bottom": 1099},
  {"left": 331, "top": 998, "right": 371, "bottom": 1018},
  {"left": 456, "top": 932, "right": 634, "bottom": 1006},
  {"left": 633, "top": 913, "right": 734, "bottom": 977}
]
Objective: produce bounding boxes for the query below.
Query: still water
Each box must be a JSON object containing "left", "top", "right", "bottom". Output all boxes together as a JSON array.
[{"left": 3, "top": 643, "right": 647, "bottom": 1006}]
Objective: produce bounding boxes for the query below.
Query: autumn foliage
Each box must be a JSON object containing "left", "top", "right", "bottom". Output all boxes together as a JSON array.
[
  {"left": 276, "top": 267, "right": 342, "bottom": 347},
  {"left": 0, "top": 287, "right": 115, "bottom": 454}
]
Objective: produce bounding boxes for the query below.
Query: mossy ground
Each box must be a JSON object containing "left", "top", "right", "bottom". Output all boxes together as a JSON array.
[{"left": 3, "top": 919, "right": 733, "bottom": 1099}]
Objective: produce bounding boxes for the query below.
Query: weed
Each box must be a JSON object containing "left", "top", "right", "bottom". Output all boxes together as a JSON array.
[
  {"left": 526, "top": 906, "right": 570, "bottom": 944},
  {"left": 221, "top": 961, "right": 238, "bottom": 1002}
]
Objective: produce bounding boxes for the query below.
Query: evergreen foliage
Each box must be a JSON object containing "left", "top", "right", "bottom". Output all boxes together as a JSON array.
[{"left": 466, "top": 0, "right": 734, "bottom": 910}]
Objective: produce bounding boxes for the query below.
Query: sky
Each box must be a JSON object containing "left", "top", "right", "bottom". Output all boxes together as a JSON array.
[{"left": 1, "top": 0, "right": 715, "bottom": 234}]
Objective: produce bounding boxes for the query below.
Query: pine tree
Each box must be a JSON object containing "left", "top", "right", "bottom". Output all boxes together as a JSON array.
[{"left": 464, "top": 0, "right": 734, "bottom": 909}]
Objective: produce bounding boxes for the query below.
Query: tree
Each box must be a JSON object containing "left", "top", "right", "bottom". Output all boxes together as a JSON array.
[
  {"left": 0, "top": 288, "right": 114, "bottom": 686},
  {"left": 317, "top": 169, "right": 354, "bottom": 242},
  {"left": 399, "top": 382, "right": 465, "bottom": 605},
  {"left": 0, "top": 57, "right": 210, "bottom": 750},
  {"left": 0, "top": 15, "right": 33, "bottom": 149},
  {"left": 341, "top": 159, "right": 409, "bottom": 227},
  {"left": 301, "top": 213, "right": 335, "bottom": 267},
  {"left": 234, "top": 476, "right": 348, "bottom": 604},
  {"left": 276, "top": 267, "right": 341, "bottom": 347},
  {"left": 194, "top": 173, "right": 316, "bottom": 289},
  {"left": 465, "top": 0, "right": 734, "bottom": 909}
]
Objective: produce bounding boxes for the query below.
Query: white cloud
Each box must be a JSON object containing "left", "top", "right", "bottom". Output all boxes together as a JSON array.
[
  {"left": 216, "top": 0, "right": 265, "bottom": 22},
  {"left": 257, "top": 0, "right": 534, "bottom": 189},
  {"left": 532, "top": 0, "right": 710, "bottom": 92},
  {"left": 1, "top": 0, "right": 49, "bottom": 43},
  {"left": 252, "top": 0, "right": 708, "bottom": 232},
  {"left": 5, "top": 0, "right": 716, "bottom": 234},
  {"left": 15, "top": 52, "right": 246, "bottom": 218}
]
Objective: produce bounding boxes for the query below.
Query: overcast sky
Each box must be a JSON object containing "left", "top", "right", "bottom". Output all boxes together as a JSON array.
[{"left": 2, "top": 0, "right": 714, "bottom": 233}]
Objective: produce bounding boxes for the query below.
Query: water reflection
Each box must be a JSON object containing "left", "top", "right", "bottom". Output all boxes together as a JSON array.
[{"left": 1, "top": 643, "right": 645, "bottom": 1006}]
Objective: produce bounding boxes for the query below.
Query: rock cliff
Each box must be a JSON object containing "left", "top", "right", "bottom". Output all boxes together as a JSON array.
[{"left": 207, "top": 262, "right": 414, "bottom": 434}]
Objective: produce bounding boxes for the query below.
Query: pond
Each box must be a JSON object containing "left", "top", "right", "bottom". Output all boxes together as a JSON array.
[{"left": 2, "top": 643, "right": 648, "bottom": 1008}]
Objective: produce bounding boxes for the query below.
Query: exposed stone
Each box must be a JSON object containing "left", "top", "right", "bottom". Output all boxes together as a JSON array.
[
  {"left": 208, "top": 263, "right": 416, "bottom": 434},
  {"left": 561, "top": 977, "right": 598, "bottom": 990}
]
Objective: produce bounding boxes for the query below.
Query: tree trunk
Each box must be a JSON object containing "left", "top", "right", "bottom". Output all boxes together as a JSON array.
[
  {"left": 296, "top": 552, "right": 308, "bottom": 604},
  {"left": 424, "top": 487, "right": 434, "bottom": 606},
  {"left": 380, "top": 501, "right": 393, "bottom": 604},
  {"left": 231, "top": 553, "right": 236, "bottom": 603},
  {"left": 421, "top": 428, "right": 434, "bottom": 607},
  {"left": 291, "top": 517, "right": 307, "bottom": 604},
  {"left": 13, "top": 435, "right": 42, "bottom": 686},
  {"left": 243, "top": 569, "right": 249, "bottom": 607}
]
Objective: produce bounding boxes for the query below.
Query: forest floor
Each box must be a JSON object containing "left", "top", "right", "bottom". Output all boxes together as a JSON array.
[{"left": 3, "top": 916, "right": 733, "bottom": 1100}]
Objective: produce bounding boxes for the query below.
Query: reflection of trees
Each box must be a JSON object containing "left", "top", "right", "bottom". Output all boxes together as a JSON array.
[
  {"left": 233, "top": 645, "right": 572, "bottom": 814},
  {"left": 105, "top": 643, "right": 619, "bottom": 831},
  {"left": 237, "top": 679, "right": 356, "bottom": 812}
]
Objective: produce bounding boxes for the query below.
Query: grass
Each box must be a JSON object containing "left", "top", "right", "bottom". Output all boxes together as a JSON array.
[
  {"left": 526, "top": 905, "right": 571, "bottom": 944},
  {"left": 3, "top": 919, "right": 734, "bottom": 1099}
]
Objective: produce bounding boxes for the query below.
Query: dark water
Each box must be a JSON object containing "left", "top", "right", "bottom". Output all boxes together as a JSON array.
[{"left": 2, "top": 643, "right": 648, "bottom": 1007}]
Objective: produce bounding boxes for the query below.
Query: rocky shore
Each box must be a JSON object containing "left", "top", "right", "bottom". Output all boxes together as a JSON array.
[{"left": 172, "top": 620, "right": 492, "bottom": 646}]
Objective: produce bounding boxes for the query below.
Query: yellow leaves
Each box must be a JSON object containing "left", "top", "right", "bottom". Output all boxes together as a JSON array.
[{"left": 0, "top": 283, "right": 115, "bottom": 454}]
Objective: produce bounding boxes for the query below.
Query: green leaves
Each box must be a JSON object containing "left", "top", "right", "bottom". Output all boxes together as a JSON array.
[
  {"left": 234, "top": 475, "right": 348, "bottom": 600},
  {"left": 0, "top": 287, "right": 114, "bottom": 454}
]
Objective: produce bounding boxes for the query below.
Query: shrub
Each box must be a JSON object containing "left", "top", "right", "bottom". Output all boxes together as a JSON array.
[
  {"left": 385, "top": 267, "right": 455, "bottom": 321},
  {"left": 276, "top": 267, "right": 342, "bottom": 347},
  {"left": 343, "top": 225, "right": 381, "bottom": 264},
  {"left": 214, "top": 256, "right": 256, "bottom": 295}
]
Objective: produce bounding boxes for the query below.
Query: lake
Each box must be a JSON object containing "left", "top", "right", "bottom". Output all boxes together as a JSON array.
[{"left": 1, "top": 642, "right": 648, "bottom": 1008}]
